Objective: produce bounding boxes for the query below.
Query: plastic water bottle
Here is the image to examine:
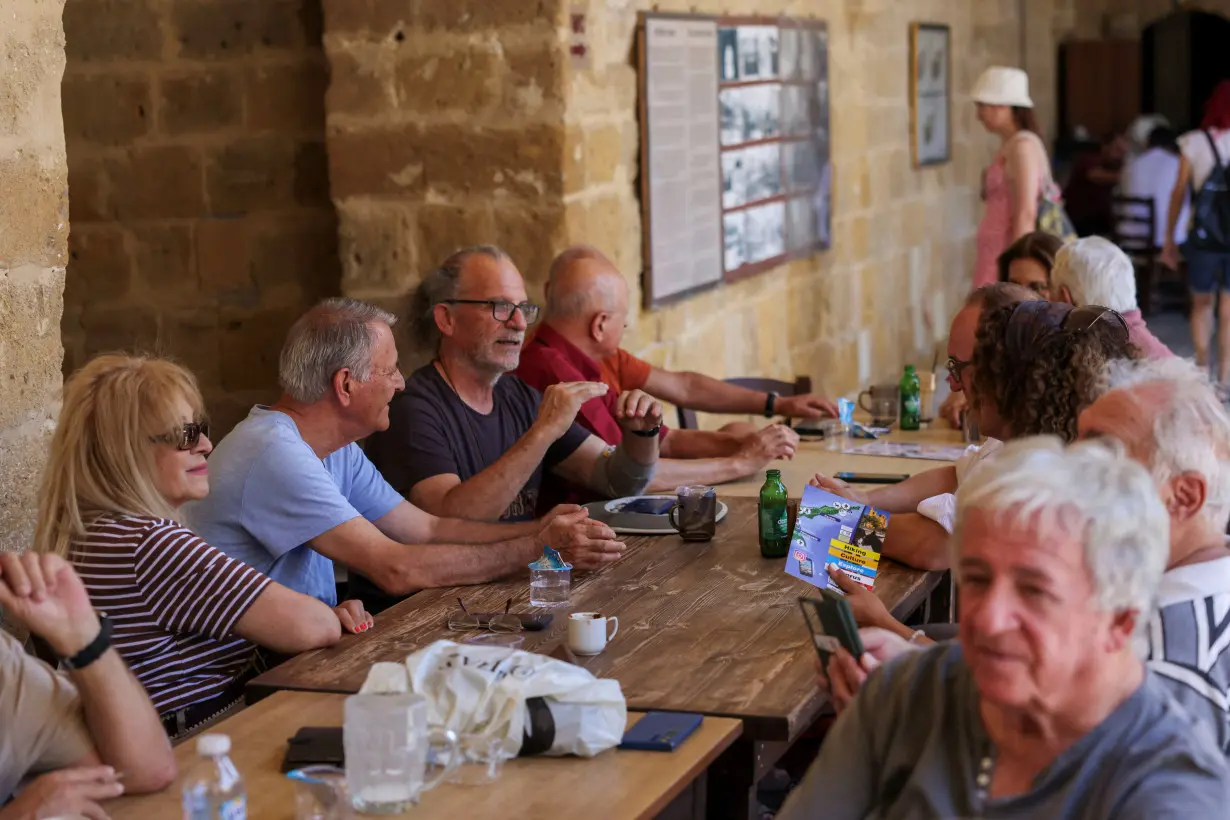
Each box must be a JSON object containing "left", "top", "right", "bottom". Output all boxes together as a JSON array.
[{"left": 182, "top": 734, "right": 246, "bottom": 820}]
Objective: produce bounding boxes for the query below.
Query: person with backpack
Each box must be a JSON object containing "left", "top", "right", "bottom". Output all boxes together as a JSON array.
[{"left": 1163, "top": 80, "right": 1230, "bottom": 388}]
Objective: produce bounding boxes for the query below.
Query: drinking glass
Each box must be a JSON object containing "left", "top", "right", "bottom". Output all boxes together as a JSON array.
[
  {"left": 667, "top": 484, "right": 717, "bottom": 541},
  {"left": 820, "top": 419, "right": 847, "bottom": 452},
  {"left": 343, "top": 693, "right": 460, "bottom": 814},
  {"left": 868, "top": 396, "right": 897, "bottom": 427},
  {"left": 287, "top": 766, "right": 352, "bottom": 820},
  {"left": 528, "top": 564, "right": 572, "bottom": 607}
]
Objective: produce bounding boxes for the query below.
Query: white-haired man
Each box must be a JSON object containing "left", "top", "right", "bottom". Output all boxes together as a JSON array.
[
  {"left": 1050, "top": 235, "right": 1173, "bottom": 360},
  {"left": 188, "top": 298, "right": 624, "bottom": 613},
  {"left": 1077, "top": 356, "right": 1230, "bottom": 752},
  {"left": 781, "top": 438, "right": 1230, "bottom": 818}
]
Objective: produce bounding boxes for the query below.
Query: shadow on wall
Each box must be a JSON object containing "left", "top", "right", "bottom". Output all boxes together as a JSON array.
[{"left": 57, "top": 0, "right": 342, "bottom": 437}]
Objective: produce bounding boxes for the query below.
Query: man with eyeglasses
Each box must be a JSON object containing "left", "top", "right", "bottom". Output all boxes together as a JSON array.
[
  {"left": 365, "top": 246, "right": 662, "bottom": 531},
  {"left": 1050, "top": 236, "right": 1173, "bottom": 361},
  {"left": 512, "top": 246, "right": 801, "bottom": 492},
  {"left": 189, "top": 296, "right": 626, "bottom": 615}
]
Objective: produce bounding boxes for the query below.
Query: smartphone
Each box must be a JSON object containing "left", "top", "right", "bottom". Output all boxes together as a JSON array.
[
  {"left": 798, "top": 591, "right": 864, "bottom": 666},
  {"left": 281, "top": 726, "right": 344, "bottom": 772},
  {"left": 835, "top": 471, "right": 910, "bottom": 484},
  {"left": 619, "top": 711, "right": 703, "bottom": 751},
  {"left": 620, "top": 497, "right": 676, "bottom": 515}
]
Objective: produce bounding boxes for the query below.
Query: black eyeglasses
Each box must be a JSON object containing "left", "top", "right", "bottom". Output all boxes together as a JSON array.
[
  {"left": 946, "top": 356, "right": 972, "bottom": 381},
  {"left": 152, "top": 422, "right": 210, "bottom": 451},
  {"left": 439, "top": 299, "right": 540, "bottom": 325},
  {"left": 1061, "top": 305, "right": 1130, "bottom": 345}
]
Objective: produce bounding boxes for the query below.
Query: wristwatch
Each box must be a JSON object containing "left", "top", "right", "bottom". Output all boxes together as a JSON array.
[
  {"left": 60, "top": 614, "right": 113, "bottom": 671},
  {"left": 764, "top": 391, "right": 779, "bottom": 417},
  {"left": 632, "top": 423, "right": 663, "bottom": 438}
]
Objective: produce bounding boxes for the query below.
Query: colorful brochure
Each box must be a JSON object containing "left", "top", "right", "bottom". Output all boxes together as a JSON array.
[{"left": 785, "top": 484, "right": 890, "bottom": 592}]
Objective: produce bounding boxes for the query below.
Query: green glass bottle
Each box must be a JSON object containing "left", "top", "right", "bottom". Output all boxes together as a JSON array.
[
  {"left": 900, "top": 364, "right": 921, "bottom": 431},
  {"left": 758, "top": 469, "right": 790, "bottom": 558}
]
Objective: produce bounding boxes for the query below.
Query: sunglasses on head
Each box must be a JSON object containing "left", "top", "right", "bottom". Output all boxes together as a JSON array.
[
  {"left": 1060, "top": 305, "right": 1130, "bottom": 344},
  {"left": 151, "top": 421, "right": 210, "bottom": 451}
]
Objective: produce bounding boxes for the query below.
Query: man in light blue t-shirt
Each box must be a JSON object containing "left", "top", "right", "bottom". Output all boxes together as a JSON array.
[{"left": 187, "top": 297, "right": 656, "bottom": 609}]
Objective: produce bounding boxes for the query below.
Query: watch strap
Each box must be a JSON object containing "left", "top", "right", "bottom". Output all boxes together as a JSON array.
[
  {"left": 631, "top": 424, "right": 663, "bottom": 438},
  {"left": 61, "top": 614, "right": 112, "bottom": 671},
  {"left": 764, "top": 391, "right": 779, "bottom": 417}
]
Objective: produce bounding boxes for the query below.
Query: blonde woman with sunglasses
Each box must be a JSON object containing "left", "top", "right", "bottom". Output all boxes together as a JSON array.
[{"left": 34, "top": 354, "right": 372, "bottom": 740}]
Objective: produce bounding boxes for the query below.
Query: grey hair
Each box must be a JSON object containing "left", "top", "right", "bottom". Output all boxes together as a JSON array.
[
  {"left": 1105, "top": 357, "right": 1230, "bottom": 529},
  {"left": 410, "top": 245, "right": 510, "bottom": 351},
  {"left": 545, "top": 245, "right": 620, "bottom": 318},
  {"left": 952, "top": 436, "right": 1169, "bottom": 629},
  {"left": 279, "top": 297, "right": 397, "bottom": 403},
  {"left": 1051, "top": 236, "right": 1139, "bottom": 313},
  {"left": 964, "top": 281, "right": 1042, "bottom": 312}
]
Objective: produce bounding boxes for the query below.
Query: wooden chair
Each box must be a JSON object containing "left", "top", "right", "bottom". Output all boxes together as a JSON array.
[
  {"left": 675, "top": 376, "right": 812, "bottom": 430},
  {"left": 1111, "top": 194, "right": 1160, "bottom": 314}
]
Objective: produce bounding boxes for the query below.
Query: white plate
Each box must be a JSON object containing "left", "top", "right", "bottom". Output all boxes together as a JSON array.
[{"left": 585, "top": 495, "right": 729, "bottom": 536}]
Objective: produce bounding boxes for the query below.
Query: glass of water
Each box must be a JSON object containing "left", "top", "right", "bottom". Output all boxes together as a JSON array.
[
  {"left": 528, "top": 563, "right": 572, "bottom": 607},
  {"left": 344, "top": 693, "right": 459, "bottom": 814},
  {"left": 287, "top": 766, "right": 351, "bottom": 820}
]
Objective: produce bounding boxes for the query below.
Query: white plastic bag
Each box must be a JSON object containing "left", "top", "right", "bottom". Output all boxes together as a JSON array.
[{"left": 359, "top": 639, "right": 626, "bottom": 758}]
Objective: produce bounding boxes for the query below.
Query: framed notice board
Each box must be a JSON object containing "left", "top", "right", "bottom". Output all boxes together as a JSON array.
[{"left": 638, "top": 13, "right": 832, "bottom": 308}]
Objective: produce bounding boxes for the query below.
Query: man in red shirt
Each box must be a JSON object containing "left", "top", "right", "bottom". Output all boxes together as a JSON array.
[{"left": 517, "top": 247, "right": 800, "bottom": 491}]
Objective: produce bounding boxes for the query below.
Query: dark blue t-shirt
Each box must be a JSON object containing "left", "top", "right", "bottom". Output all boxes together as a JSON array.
[{"left": 365, "top": 365, "right": 589, "bottom": 522}]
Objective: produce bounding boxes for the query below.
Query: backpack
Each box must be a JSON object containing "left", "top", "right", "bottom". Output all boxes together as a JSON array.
[{"left": 1187, "top": 130, "right": 1230, "bottom": 252}]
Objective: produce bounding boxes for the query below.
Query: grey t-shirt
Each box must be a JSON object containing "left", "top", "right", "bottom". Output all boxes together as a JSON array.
[{"left": 778, "top": 642, "right": 1230, "bottom": 820}]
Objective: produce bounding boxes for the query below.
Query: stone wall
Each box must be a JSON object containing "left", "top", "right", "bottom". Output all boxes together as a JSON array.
[
  {"left": 1, "top": 0, "right": 69, "bottom": 551},
  {"left": 59, "top": 0, "right": 340, "bottom": 435},
  {"left": 324, "top": 0, "right": 1043, "bottom": 426}
]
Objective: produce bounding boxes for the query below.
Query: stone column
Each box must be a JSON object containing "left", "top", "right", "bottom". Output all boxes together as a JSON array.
[{"left": 0, "top": 0, "right": 69, "bottom": 551}]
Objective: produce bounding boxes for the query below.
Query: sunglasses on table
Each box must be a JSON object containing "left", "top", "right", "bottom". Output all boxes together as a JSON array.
[
  {"left": 447, "top": 598, "right": 524, "bottom": 633},
  {"left": 151, "top": 422, "right": 210, "bottom": 451},
  {"left": 438, "top": 299, "right": 541, "bottom": 325}
]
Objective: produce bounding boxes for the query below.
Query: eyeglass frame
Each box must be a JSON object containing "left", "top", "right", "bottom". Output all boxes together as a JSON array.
[
  {"left": 437, "top": 299, "right": 541, "bottom": 326},
  {"left": 946, "top": 355, "right": 972, "bottom": 384},
  {"left": 446, "top": 597, "right": 524, "bottom": 633},
  {"left": 150, "top": 421, "right": 210, "bottom": 451}
]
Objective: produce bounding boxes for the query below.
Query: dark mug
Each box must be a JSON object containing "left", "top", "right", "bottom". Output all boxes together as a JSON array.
[
  {"left": 857, "top": 384, "right": 899, "bottom": 415},
  {"left": 668, "top": 484, "right": 717, "bottom": 541}
]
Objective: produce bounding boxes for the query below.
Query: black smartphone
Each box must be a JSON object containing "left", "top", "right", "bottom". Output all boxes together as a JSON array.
[
  {"left": 798, "top": 591, "right": 864, "bottom": 666},
  {"left": 620, "top": 497, "right": 675, "bottom": 515},
  {"left": 835, "top": 471, "right": 910, "bottom": 484},
  {"left": 281, "top": 726, "right": 343, "bottom": 773}
]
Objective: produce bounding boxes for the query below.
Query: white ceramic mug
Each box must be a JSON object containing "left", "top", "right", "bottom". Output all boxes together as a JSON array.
[{"left": 568, "top": 612, "right": 619, "bottom": 656}]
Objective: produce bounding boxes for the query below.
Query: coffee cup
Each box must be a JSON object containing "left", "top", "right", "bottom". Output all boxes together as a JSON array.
[
  {"left": 667, "top": 484, "right": 717, "bottom": 541},
  {"left": 567, "top": 612, "right": 619, "bottom": 656},
  {"left": 858, "top": 384, "right": 900, "bottom": 416}
]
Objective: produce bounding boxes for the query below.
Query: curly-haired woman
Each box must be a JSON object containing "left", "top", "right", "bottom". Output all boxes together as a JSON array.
[{"left": 811, "top": 300, "right": 1139, "bottom": 644}]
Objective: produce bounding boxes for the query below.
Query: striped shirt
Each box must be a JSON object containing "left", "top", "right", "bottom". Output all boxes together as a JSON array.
[
  {"left": 69, "top": 514, "right": 272, "bottom": 714},
  {"left": 1145, "top": 555, "right": 1230, "bottom": 755}
]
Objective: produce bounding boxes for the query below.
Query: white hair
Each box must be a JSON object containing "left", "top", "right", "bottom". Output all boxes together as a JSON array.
[
  {"left": 279, "top": 297, "right": 397, "bottom": 403},
  {"left": 952, "top": 437, "right": 1169, "bottom": 623},
  {"left": 1105, "top": 357, "right": 1230, "bottom": 530},
  {"left": 1050, "top": 236, "right": 1139, "bottom": 313}
]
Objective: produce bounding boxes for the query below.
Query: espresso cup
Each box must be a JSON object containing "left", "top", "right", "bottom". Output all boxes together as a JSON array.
[
  {"left": 667, "top": 484, "right": 717, "bottom": 541},
  {"left": 567, "top": 612, "right": 619, "bottom": 656}
]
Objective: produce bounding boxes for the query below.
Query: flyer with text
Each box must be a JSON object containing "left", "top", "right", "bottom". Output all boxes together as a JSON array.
[{"left": 785, "top": 484, "right": 890, "bottom": 592}]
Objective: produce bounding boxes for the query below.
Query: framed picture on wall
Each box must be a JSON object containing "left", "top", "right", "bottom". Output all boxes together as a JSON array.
[{"left": 909, "top": 22, "right": 950, "bottom": 167}]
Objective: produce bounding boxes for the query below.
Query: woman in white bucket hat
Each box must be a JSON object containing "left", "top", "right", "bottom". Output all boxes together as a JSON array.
[{"left": 971, "top": 66, "right": 1056, "bottom": 288}]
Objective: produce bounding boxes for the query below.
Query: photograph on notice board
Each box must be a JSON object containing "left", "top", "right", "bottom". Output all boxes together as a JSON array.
[
  {"left": 742, "top": 201, "right": 786, "bottom": 264},
  {"left": 736, "top": 25, "right": 779, "bottom": 79},
  {"left": 722, "top": 143, "right": 783, "bottom": 209},
  {"left": 719, "top": 85, "right": 781, "bottom": 146},
  {"left": 910, "top": 22, "right": 951, "bottom": 166}
]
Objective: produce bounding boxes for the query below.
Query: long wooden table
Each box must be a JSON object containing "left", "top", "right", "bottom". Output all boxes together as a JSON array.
[
  {"left": 108, "top": 692, "right": 742, "bottom": 820},
  {"left": 723, "top": 424, "right": 968, "bottom": 498},
  {"left": 248, "top": 496, "right": 943, "bottom": 818}
]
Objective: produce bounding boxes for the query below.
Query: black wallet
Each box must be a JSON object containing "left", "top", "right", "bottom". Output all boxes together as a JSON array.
[{"left": 281, "top": 726, "right": 344, "bottom": 773}]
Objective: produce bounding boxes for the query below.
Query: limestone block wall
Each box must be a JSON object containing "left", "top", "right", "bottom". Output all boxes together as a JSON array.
[
  {"left": 1, "top": 0, "right": 69, "bottom": 551},
  {"left": 59, "top": 0, "right": 341, "bottom": 435},
  {"left": 324, "top": 0, "right": 1042, "bottom": 419}
]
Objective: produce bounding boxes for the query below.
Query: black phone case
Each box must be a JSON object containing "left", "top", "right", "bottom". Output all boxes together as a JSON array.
[
  {"left": 835, "top": 472, "right": 909, "bottom": 484},
  {"left": 799, "top": 592, "right": 864, "bottom": 665},
  {"left": 282, "top": 726, "right": 344, "bottom": 773}
]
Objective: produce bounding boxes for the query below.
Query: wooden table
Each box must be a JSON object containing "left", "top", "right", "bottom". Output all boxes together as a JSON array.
[
  {"left": 107, "top": 692, "right": 742, "bottom": 820},
  {"left": 722, "top": 424, "right": 968, "bottom": 498},
  {"left": 248, "top": 497, "right": 943, "bottom": 818}
]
